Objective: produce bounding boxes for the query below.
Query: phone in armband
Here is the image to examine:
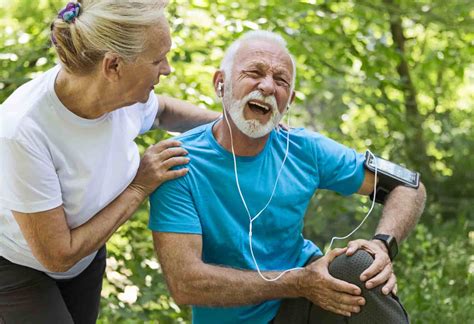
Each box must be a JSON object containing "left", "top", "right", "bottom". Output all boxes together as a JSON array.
[{"left": 364, "top": 151, "right": 420, "bottom": 204}]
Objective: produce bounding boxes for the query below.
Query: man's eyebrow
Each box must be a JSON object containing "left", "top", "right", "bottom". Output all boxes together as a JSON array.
[
  {"left": 244, "top": 62, "right": 268, "bottom": 70},
  {"left": 242, "top": 62, "right": 291, "bottom": 79},
  {"left": 274, "top": 70, "right": 291, "bottom": 79}
]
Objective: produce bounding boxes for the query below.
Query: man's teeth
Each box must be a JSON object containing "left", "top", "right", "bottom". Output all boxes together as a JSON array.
[{"left": 249, "top": 101, "right": 270, "bottom": 111}]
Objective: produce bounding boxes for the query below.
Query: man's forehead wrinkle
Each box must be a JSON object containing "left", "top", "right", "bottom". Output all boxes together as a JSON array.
[
  {"left": 236, "top": 52, "right": 293, "bottom": 77},
  {"left": 239, "top": 50, "right": 290, "bottom": 64}
]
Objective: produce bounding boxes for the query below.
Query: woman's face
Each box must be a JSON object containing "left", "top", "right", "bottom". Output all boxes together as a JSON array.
[{"left": 118, "top": 18, "right": 172, "bottom": 105}]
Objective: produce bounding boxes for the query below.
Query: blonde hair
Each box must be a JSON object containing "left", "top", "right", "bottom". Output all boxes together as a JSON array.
[{"left": 51, "top": 0, "right": 168, "bottom": 74}]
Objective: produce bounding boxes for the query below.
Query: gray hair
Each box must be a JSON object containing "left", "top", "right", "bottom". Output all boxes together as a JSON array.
[{"left": 220, "top": 30, "right": 296, "bottom": 91}]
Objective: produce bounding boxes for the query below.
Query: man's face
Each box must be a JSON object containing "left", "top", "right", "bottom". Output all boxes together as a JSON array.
[{"left": 223, "top": 40, "right": 294, "bottom": 138}]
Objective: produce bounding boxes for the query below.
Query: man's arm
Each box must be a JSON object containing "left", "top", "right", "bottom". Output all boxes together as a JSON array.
[
  {"left": 374, "top": 182, "right": 426, "bottom": 242},
  {"left": 153, "top": 95, "right": 221, "bottom": 132},
  {"left": 349, "top": 169, "right": 426, "bottom": 294},
  {"left": 356, "top": 169, "right": 426, "bottom": 242},
  {"left": 153, "top": 232, "right": 365, "bottom": 317}
]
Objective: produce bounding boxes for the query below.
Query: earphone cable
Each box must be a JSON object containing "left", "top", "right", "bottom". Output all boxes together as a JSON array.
[
  {"left": 325, "top": 150, "right": 378, "bottom": 252},
  {"left": 222, "top": 105, "right": 303, "bottom": 281}
]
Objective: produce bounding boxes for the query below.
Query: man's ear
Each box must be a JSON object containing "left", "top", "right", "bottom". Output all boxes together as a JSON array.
[
  {"left": 213, "top": 70, "right": 225, "bottom": 97},
  {"left": 289, "top": 90, "right": 296, "bottom": 106},
  {"left": 102, "top": 53, "right": 123, "bottom": 82}
]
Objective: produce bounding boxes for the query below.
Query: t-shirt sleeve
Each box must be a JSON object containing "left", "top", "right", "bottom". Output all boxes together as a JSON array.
[
  {"left": 0, "top": 138, "right": 62, "bottom": 213},
  {"left": 139, "top": 91, "right": 159, "bottom": 134},
  {"left": 148, "top": 174, "right": 202, "bottom": 234},
  {"left": 308, "top": 132, "right": 366, "bottom": 196}
]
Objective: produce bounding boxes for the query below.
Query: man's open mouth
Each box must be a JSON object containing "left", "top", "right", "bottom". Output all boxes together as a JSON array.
[{"left": 247, "top": 100, "right": 272, "bottom": 115}]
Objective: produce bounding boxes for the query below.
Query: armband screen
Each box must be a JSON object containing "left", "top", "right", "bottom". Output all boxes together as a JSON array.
[{"left": 364, "top": 151, "right": 420, "bottom": 203}]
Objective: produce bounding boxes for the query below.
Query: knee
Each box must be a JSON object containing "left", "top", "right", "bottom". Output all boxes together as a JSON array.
[{"left": 328, "top": 250, "right": 374, "bottom": 286}]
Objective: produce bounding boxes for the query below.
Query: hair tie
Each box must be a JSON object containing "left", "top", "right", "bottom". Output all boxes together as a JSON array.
[{"left": 58, "top": 2, "right": 82, "bottom": 23}]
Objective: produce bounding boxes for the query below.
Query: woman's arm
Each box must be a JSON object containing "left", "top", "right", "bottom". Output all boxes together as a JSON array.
[
  {"left": 12, "top": 139, "right": 189, "bottom": 272},
  {"left": 153, "top": 95, "right": 221, "bottom": 132},
  {"left": 13, "top": 187, "right": 145, "bottom": 272}
]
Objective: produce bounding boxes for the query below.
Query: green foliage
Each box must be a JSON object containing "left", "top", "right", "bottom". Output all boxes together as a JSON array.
[
  {"left": 99, "top": 202, "right": 191, "bottom": 324},
  {"left": 1, "top": 0, "right": 473, "bottom": 323},
  {"left": 396, "top": 220, "right": 474, "bottom": 323}
]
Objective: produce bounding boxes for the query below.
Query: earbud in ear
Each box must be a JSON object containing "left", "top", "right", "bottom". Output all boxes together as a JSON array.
[{"left": 217, "top": 82, "right": 223, "bottom": 97}]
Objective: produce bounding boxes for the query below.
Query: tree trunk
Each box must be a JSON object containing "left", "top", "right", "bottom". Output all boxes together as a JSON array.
[{"left": 384, "top": 0, "right": 430, "bottom": 177}]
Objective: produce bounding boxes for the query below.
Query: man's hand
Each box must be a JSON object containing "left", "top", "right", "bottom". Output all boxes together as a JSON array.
[
  {"left": 297, "top": 248, "right": 366, "bottom": 317},
  {"left": 346, "top": 239, "right": 396, "bottom": 295}
]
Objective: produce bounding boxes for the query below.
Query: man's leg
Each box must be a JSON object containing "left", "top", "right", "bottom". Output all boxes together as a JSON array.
[
  {"left": 273, "top": 250, "right": 409, "bottom": 324},
  {"left": 56, "top": 245, "right": 107, "bottom": 324},
  {"left": 316, "top": 249, "right": 409, "bottom": 324},
  {"left": 272, "top": 253, "right": 344, "bottom": 324},
  {"left": 0, "top": 256, "right": 73, "bottom": 324}
]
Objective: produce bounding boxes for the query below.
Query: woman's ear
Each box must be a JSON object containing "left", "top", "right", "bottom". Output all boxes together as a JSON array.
[{"left": 102, "top": 53, "right": 122, "bottom": 82}]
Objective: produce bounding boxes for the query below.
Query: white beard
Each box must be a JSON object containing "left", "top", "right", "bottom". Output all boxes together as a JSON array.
[{"left": 223, "top": 79, "right": 284, "bottom": 139}]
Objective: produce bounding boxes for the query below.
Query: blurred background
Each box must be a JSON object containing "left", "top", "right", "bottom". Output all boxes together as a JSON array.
[{"left": 1, "top": 0, "right": 473, "bottom": 322}]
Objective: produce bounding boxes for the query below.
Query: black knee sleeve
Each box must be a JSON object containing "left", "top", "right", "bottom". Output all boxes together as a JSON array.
[
  {"left": 327, "top": 250, "right": 410, "bottom": 324},
  {"left": 328, "top": 249, "right": 374, "bottom": 288}
]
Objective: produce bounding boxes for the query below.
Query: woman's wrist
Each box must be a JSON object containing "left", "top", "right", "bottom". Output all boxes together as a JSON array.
[{"left": 126, "top": 182, "right": 150, "bottom": 202}]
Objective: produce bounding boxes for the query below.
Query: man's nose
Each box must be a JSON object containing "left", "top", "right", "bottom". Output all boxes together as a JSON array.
[{"left": 257, "top": 75, "right": 276, "bottom": 96}]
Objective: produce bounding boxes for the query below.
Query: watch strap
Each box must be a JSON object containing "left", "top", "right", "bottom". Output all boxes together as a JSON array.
[{"left": 373, "top": 234, "right": 398, "bottom": 261}]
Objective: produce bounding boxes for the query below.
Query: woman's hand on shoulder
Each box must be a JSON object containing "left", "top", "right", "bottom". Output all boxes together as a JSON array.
[{"left": 129, "top": 139, "right": 189, "bottom": 197}]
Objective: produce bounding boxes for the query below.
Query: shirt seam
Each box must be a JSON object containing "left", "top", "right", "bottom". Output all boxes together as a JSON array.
[{"left": 0, "top": 196, "right": 62, "bottom": 213}]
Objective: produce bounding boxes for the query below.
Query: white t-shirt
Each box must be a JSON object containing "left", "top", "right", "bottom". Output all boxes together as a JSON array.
[{"left": 0, "top": 65, "right": 159, "bottom": 279}]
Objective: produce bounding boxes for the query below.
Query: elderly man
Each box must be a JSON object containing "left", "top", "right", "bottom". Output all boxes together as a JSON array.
[{"left": 149, "top": 31, "right": 426, "bottom": 323}]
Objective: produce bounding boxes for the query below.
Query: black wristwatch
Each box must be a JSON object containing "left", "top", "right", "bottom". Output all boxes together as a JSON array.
[{"left": 373, "top": 234, "right": 398, "bottom": 261}]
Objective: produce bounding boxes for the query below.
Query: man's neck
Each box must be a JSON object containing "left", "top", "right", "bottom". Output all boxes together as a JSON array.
[{"left": 213, "top": 118, "right": 270, "bottom": 156}]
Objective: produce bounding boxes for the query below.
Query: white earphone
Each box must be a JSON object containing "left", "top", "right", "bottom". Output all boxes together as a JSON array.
[
  {"left": 325, "top": 150, "right": 378, "bottom": 252},
  {"left": 217, "top": 82, "right": 223, "bottom": 97}
]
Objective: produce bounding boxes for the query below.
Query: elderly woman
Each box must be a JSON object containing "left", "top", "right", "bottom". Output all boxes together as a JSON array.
[{"left": 0, "top": 1, "right": 218, "bottom": 322}]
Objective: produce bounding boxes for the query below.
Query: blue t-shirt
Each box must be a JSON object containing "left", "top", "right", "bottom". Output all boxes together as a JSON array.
[{"left": 149, "top": 121, "right": 365, "bottom": 324}]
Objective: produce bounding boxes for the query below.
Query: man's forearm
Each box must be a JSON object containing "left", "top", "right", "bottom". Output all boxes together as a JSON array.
[
  {"left": 375, "top": 183, "right": 426, "bottom": 242},
  {"left": 155, "top": 95, "right": 220, "bottom": 132},
  {"left": 168, "top": 262, "right": 301, "bottom": 306},
  {"left": 155, "top": 234, "right": 363, "bottom": 312}
]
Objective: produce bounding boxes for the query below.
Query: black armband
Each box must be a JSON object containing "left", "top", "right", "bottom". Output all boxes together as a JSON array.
[{"left": 364, "top": 151, "right": 420, "bottom": 204}]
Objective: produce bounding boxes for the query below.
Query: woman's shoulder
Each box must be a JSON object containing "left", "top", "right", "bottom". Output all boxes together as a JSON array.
[{"left": 0, "top": 67, "right": 59, "bottom": 141}]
